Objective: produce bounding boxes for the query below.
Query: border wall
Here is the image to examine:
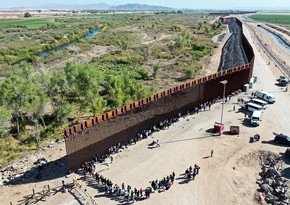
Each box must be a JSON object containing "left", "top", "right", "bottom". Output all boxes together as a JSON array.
[{"left": 64, "top": 17, "right": 255, "bottom": 172}]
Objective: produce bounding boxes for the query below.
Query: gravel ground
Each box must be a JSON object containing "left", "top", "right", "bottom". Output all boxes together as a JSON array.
[{"left": 219, "top": 21, "right": 249, "bottom": 71}]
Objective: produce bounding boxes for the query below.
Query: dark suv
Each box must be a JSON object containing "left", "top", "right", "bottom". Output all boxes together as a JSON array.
[
  {"left": 278, "top": 76, "right": 288, "bottom": 87},
  {"left": 274, "top": 134, "right": 290, "bottom": 145}
]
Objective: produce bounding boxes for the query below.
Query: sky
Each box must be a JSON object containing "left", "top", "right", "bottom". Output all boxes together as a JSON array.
[{"left": 1, "top": 0, "right": 290, "bottom": 9}]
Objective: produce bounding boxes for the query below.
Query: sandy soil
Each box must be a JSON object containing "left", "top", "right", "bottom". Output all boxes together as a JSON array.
[{"left": 1, "top": 18, "right": 290, "bottom": 205}]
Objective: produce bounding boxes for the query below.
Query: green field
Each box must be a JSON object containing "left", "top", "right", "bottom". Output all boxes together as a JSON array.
[
  {"left": 249, "top": 14, "right": 290, "bottom": 25},
  {"left": 0, "top": 18, "right": 56, "bottom": 28}
]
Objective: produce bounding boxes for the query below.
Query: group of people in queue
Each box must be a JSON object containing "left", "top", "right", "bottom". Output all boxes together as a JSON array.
[
  {"left": 77, "top": 96, "right": 224, "bottom": 202},
  {"left": 185, "top": 164, "right": 201, "bottom": 180},
  {"left": 85, "top": 168, "right": 176, "bottom": 202}
]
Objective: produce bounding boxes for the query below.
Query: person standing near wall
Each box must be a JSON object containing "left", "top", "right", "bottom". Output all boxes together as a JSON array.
[{"left": 157, "top": 139, "right": 160, "bottom": 147}]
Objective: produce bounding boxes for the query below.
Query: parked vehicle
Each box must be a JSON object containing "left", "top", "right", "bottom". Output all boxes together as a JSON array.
[
  {"left": 250, "top": 134, "right": 260, "bottom": 143},
  {"left": 255, "top": 90, "right": 275, "bottom": 103},
  {"left": 230, "top": 126, "right": 240, "bottom": 134},
  {"left": 274, "top": 134, "right": 290, "bottom": 145},
  {"left": 278, "top": 76, "right": 288, "bottom": 86},
  {"left": 250, "top": 110, "right": 262, "bottom": 126},
  {"left": 279, "top": 76, "right": 288, "bottom": 86},
  {"left": 245, "top": 102, "right": 264, "bottom": 113},
  {"left": 250, "top": 98, "right": 268, "bottom": 107}
]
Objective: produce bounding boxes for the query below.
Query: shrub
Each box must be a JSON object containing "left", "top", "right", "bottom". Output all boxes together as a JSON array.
[{"left": 152, "top": 63, "right": 164, "bottom": 79}]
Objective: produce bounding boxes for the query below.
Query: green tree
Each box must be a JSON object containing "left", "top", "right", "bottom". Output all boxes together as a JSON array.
[
  {"left": 26, "top": 81, "right": 49, "bottom": 147},
  {"left": 198, "top": 22, "right": 203, "bottom": 30},
  {"left": 24, "top": 12, "right": 32, "bottom": 18},
  {"left": 64, "top": 63, "right": 106, "bottom": 116},
  {"left": 54, "top": 103, "right": 75, "bottom": 125},
  {"left": 0, "top": 67, "right": 41, "bottom": 136},
  {"left": 44, "top": 69, "right": 73, "bottom": 125},
  {"left": 0, "top": 106, "right": 12, "bottom": 138}
]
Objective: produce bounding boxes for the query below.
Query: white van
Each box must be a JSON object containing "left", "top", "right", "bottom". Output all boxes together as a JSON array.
[
  {"left": 245, "top": 102, "right": 264, "bottom": 113},
  {"left": 250, "top": 110, "right": 262, "bottom": 126},
  {"left": 255, "top": 90, "right": 275, "bottom": 103},
  {"left": 250, "top": 98, "right": 268, "bottom": 107}
]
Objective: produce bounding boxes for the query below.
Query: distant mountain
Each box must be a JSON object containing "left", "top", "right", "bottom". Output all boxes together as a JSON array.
[
  {"left": 110, "top": 4, "right": 174, "bottom": 11},
  {"left": 5, "top": 3, "right": 175, "bottom": 11},
  {"left": 25, "top": 3, "right": 112, "bottom": 10}
]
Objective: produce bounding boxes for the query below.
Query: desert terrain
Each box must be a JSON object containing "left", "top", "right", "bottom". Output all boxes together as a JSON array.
[{"left": 1, "top": 15, "right": 290, "bottom": 205}]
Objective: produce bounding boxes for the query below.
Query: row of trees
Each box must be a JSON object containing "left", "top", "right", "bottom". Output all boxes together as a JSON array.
[{"left": 0, "top": 63, "right": 154, "bottom": 145}]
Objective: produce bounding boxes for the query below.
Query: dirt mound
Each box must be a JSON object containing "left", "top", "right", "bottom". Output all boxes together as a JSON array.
[{"left": 237, "top": 150, "right": 280, "bottom": 168}]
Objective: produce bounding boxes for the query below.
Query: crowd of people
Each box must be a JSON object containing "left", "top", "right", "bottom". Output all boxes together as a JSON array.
[
  {"left": 81, "top": 166, "right": 176, "bottom": 202},
  {"left": 80, "top": 95, "right": 225, "bottom": 170},
  {"left": 150, "top": 172, "right": 175, "bottom": 192},
  {"left": 77, "top": 96, "right": 226, "bottom": 202},
  {"left": 79, "top": 156, "right": 202, "bottom": 203},
  {"left": 184, "top": 164, "right": 201, "bottom": 180}
]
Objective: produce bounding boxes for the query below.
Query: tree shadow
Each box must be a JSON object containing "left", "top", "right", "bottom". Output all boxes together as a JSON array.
[{"left": 4, "top": 156, "right": 68, "bottom": 186}]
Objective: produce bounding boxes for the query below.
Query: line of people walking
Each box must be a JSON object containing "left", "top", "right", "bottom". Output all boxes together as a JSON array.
[
  {"left": 184, "top": 164, "right": 201, "bottom": 180},
  {"left": 91, "top": 170, "right": 176, "bottom": 202}
]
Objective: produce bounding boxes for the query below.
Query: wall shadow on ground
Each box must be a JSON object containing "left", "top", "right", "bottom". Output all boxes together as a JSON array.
[{"left": 5, "top": 156, "right": 67, "bottom": 185}]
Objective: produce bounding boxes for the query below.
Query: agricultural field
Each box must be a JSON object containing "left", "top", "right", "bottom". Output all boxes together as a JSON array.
[
  {"left": 0, "top": 12, "right": 224, "bottom": 167},
  {"left": 0, "top": 18, "right": 57, "bottom": 28},
  {"left": 249, "top": 14, "right": 290, "bottom": 25}
]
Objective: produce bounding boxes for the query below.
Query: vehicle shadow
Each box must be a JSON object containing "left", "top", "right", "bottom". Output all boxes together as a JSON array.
[
  {"left": 279, "top": 153, "right": 290, "bottom": 165},
  {"left": 222, "top": 131, "right": 237, "bottom": 136},
  {"left": 205, "top": 128, "right": 214, "bottom": 133},
  {"left": 241, "top": 118, "right": 256, "bottom": 128},
  {"left": 281, "top": 167, "right": 290, "bottom": 180},
  {"left": 261, "top": 140, "right": 290, "bottom": 148}
]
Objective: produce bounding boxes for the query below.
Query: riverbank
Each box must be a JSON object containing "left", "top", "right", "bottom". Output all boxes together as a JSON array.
[{"left": 259, "top": 24, "right": 290, "bottom": 49}]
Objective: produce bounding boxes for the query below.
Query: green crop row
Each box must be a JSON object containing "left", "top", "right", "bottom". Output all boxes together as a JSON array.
[
  {"left": 0, "top": 18, "right": 57, "bottom": 28},
  {"left": 249, "top": 14, "right": 290, "bottom": 25}
]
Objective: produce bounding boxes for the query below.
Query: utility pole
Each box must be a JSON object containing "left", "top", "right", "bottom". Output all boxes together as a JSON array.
[{"left": 220, "top": 80, "right": 228, "bottom": 135}]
